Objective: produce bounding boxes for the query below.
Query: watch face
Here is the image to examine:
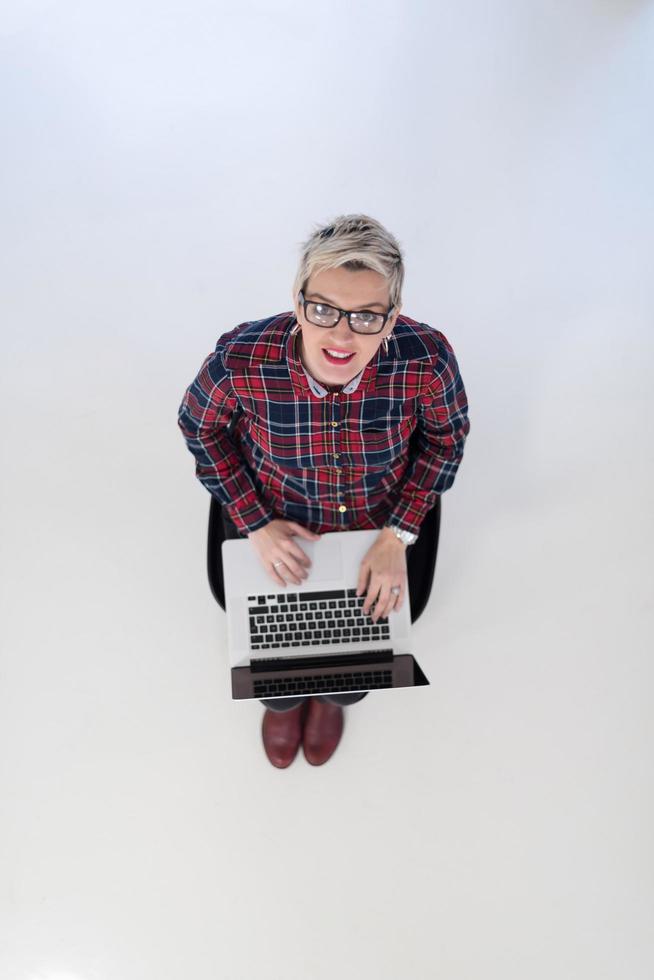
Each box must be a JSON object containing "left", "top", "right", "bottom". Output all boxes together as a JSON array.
[{"left": 388, "top": 525, "right": 416, "bottom": 545}]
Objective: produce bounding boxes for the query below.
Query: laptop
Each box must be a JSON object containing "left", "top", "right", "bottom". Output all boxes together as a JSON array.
[{"left": 222, "top": 528, "right": 430, "bottom": 701}]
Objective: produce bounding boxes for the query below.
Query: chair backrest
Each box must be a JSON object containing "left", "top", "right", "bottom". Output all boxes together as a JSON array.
[
  {"left": 207, "top": 496, "right": 228, "bottom": 610},
  {"left": 406, "top": 497, "right": 441, "bottom": 623},
  {"left": 207, "top": 495, "right": 441, "bottom": 623}
]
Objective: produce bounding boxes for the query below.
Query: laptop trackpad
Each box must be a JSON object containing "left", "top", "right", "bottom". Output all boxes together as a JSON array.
[{"left": 303, "top": 538, "right": 342, "bottom": 583}]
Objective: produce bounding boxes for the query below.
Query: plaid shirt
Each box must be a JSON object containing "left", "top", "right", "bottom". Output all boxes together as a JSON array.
[{"left": 177, "top": 311, "right": 470, "bottom": 536}]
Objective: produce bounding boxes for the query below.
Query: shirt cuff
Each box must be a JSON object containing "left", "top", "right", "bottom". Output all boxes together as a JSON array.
[
  {"left": 224, "top": 500, "right": 276, "bottom": 535},
  {"left": 387, "top": 497, "right": 434, "bottom": 537}
]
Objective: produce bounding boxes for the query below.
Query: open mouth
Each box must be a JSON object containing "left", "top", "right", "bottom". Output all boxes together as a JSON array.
[{"left": 322, "top": 347, "right": 356, "bottom": 366}]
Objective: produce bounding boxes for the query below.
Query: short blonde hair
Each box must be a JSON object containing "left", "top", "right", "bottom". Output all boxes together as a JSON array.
[{"left": 292, "top": 213, "right": 405, "bottom": 311}]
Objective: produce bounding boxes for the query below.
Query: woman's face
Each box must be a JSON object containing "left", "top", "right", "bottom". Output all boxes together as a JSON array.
[{"left": 293, "top": 267, "right": 401, "bottom": 388}]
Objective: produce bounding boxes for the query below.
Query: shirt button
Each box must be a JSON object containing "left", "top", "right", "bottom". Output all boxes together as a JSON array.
[
  {"left": 331, "top": 421, "right": 338, "bottom": 427},
  {"left": 333, "top": 453, "right": 340, "bottom": 459},
  {"left": 338, "top": 505, "right": 347, "bottom": 513}
]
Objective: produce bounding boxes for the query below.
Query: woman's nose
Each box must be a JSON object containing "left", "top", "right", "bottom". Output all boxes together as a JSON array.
[{"left": 330, "top": 318, "right": 354, "bottom": 344}]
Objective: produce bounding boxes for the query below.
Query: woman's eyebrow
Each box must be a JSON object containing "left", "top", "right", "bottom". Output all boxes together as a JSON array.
[{"left": 307, "top": 292, "right": 387, "bottom": 311}]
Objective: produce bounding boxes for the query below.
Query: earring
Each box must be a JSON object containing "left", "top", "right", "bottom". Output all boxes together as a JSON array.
[
  {"left": 290, "top": 321, "right": 300, "bottom": 337},
  {"left": 382, "top": 333, "right": 392, "bottom": 355}
]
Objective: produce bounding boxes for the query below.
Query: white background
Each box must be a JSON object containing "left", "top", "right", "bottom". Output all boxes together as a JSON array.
[{"left": 1, "top": 2, "right": 653, "bottom": 978}]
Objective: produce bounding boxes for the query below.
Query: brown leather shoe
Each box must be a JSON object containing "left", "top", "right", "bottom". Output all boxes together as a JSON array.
[
  {"left": 303, "top": 698, "right": 344, "bottom": 766},
  {"left": 261, "top": 701, "right": 307, "bottom": 768}
]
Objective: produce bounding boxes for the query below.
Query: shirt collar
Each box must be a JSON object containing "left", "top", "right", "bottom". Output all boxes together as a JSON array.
[{"left": 300, "top": 359, "right": 365, "bottom": 397}]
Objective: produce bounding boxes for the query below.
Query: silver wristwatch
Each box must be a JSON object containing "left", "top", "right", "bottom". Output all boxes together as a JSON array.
[{"left": 385, "top": 523, "right": 418, "bottom": 546}]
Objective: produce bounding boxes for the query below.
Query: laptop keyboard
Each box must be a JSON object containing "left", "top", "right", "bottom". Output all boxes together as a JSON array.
[
  {"left": 247, "top": 588, "right": 391, "bottom": 651},
  {"left": 253, "top": 668, "right": 393, "bottom": 698}
]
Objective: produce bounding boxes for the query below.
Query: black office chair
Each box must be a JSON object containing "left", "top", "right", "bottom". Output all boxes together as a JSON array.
[{"left": 207, "top": 495, "right": 441, "bottom": 623}]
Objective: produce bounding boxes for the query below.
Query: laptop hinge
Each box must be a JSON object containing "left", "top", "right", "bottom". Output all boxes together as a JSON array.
[{"left": 250, "top": 649, "right": 394, "bottom": 673}]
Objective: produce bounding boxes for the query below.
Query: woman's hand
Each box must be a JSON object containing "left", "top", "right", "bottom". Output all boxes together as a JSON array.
[
  {"left": 249, "top": 519, "right": 321, "bottom": 587},
  {"left": 356, "top": 527, "right": 408, "bottom": 622}
]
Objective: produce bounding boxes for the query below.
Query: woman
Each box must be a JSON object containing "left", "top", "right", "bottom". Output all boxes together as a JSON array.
[{"left": 178, "top": 214, "right": 470, "bottom": 769}]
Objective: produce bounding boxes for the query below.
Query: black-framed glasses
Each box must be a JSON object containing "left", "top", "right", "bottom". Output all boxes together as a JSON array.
[{"left": 298, "top": 290, "right": 394, "bottom": 335}]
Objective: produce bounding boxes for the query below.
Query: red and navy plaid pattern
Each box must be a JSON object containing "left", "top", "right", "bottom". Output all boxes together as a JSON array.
[{"left": 178, "top": 311, "right": 470, "bottom": 536}]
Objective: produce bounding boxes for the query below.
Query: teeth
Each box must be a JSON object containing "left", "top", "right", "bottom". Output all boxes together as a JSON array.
[{"left": 326, "top": 349, "right": 353, "bottom": 359}]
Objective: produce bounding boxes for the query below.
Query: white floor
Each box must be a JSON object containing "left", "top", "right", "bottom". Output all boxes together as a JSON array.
[{"left": 2, "top": 3, "right": 653, "bottom": 979}]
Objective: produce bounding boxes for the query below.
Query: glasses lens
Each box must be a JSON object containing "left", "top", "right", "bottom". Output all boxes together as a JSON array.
[
  {"left": 306, "top": 302, "right": 340, "bottom": 327},
  {"left": 305, "top": 302, "right": 385, "bottom": 334},
  {"left": 350, "top": 312, "right": 385, "bottom": 334}
]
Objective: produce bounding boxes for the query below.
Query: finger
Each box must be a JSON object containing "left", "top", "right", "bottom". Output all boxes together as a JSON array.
[
  {"left": 273, "top": 556, "right": 304, "bottom": 586},
  {"left": 371, "top": 585, "right": 392, "bottom": 623},
  {"left": 269, "top": 563, "right": 288, "bottom": 588},
  {"left": 356, "top": 562, "right": 370, "bottom": 599},
  {"left": 381, "top": 582, "right": 404, "bottom": 619},
  {"left": 286, "top": 543, "right": 312, "bottom": 569},
  {"left": 375, "top": 580, "right": 405, "bottom": 622},
  {"left": 386, "top": 581, "right": 407, "bottom": 617},
  {"left": 286, "top": 522, "right": 321, "bottom": 541},
  {"left": 392, "top": 583, "right": 406, "bottom": 612},
  {"left": 387, "top": 590, "right": 401, "bottom": 615},
  {"left": 362, "top": 579, "right": 382, "bottom": 618},
  {"left": 282, "top": 551, "right": 309, "bottom": 581}
]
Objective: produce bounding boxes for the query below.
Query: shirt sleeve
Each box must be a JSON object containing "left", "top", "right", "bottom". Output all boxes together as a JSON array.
[
  {"left": 177, "top": 339, "right": 276, "bottom": 534},
  {"left": 387, "top": 335, "right": 470, "bottom": 536}
]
